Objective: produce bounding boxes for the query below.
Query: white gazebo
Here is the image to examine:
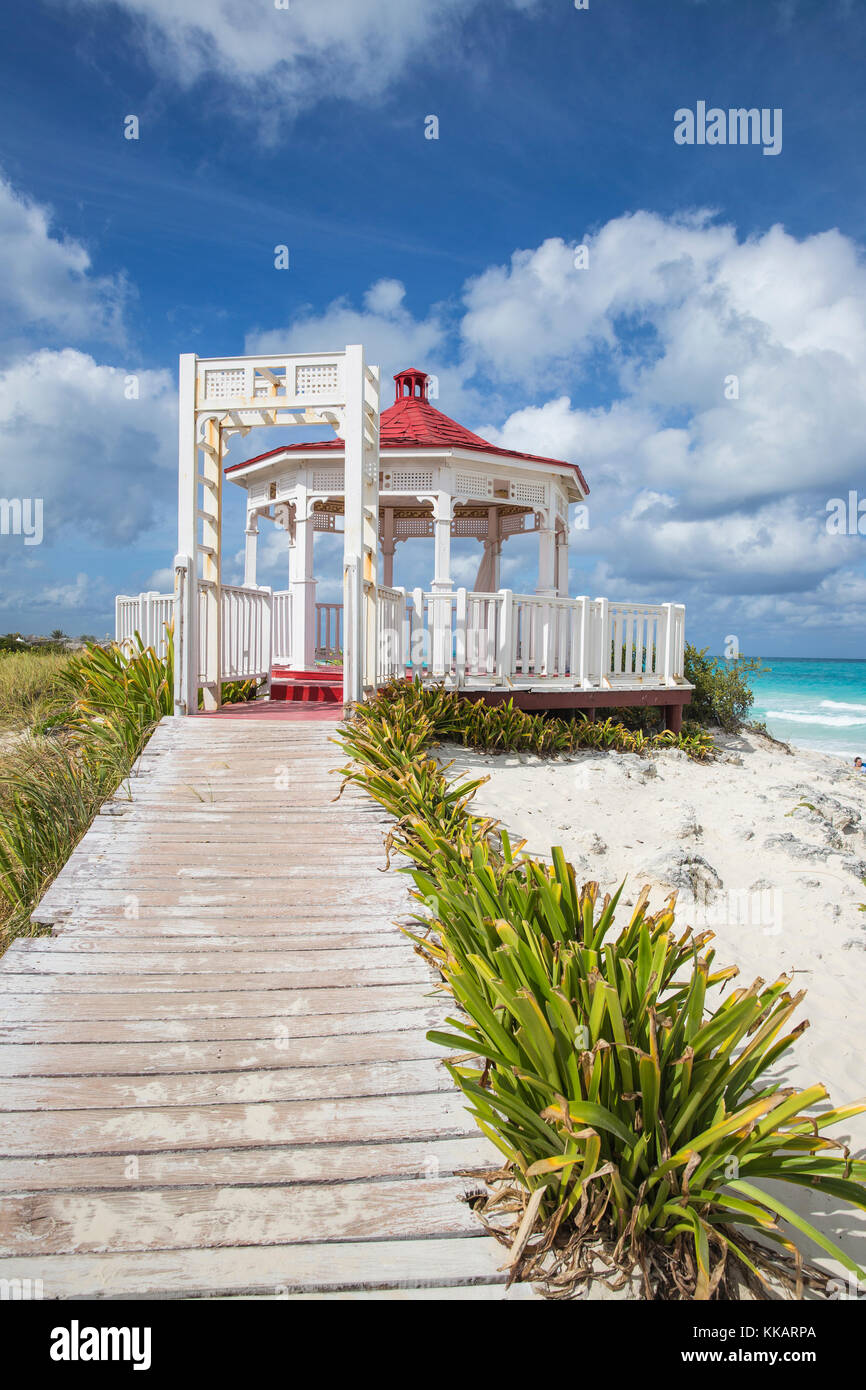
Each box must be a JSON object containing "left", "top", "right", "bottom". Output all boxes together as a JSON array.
[
  {"left": 115, "top": 345, "right": 691, "bottom": 726},
  {"left": 225, "top": 366, "right": 588, "bottom": 672}
]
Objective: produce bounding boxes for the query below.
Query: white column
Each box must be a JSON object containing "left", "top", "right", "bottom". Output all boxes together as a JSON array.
[
  {"left": 536, "top": 514, "right": 557, "bottom": 596},
  {"left": 432, "top": 492, "right": 453, "bottom": 593},
  {"left": 175, "top": 354, "right": 199, "bottom": 715},
  {"left": 556, "top": 523, "right": 569, "bottom": 597},
  {"left": 290, "top": 504, "right": 316, "bottom": 670},
  {"left": 244, "top": 513, "right": 259, "bottom": 588}
]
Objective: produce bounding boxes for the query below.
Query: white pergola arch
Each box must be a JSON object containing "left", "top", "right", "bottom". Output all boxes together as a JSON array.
[{"left": 174, "top": 345, "right": 379, "bottom": 713}]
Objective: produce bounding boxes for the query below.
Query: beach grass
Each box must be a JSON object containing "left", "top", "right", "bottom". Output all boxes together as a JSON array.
[
  {"left": 0, "top": 650, "right": 72, "bottom": 731},
  {"left": 0, "top": 636, "right": 172, "bottom": 956}
]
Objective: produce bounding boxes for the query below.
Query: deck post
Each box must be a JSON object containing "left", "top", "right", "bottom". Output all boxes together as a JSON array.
[
  {"left": 455, "top": 587, "right": 468, "bottom": 683},
  {"left": 596, "top": 596, "right": 610, "bottom": 683},
  {"left": 173, "top": 554, "right": 196, "bottom": 715},
  {"left": 290, "top": 497, "right": 316, "bottom": 670},
  {"left": 660, "top": 602, "right": 674, "bottom": 686},
  {"left": 343, "top": 345, "right": 379, "bottom": 703},
  {"left": 411, "top": 587, "right": 425, "bottom": 678},
  {"left": 243, "top": 514, "right": 259, "bottom": 588},
  {"left": 497, "top": 588, "right": 514, "bottom": 684}
]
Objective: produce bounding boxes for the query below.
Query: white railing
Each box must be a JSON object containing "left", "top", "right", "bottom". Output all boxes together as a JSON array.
[
  {"left": 118, "top": 584, "right": 687, "bottom": 697},
  {"left": 376, "top": 588, "right": 687, "bottom": 688},
  {"left": 316, "top": 602, "right": 343, "bottom": 658},
  {"left": 117, "top": 584, "right": 274, "bottom": 686},
  {"left": 377, "top": 586, "right": 407, "bottom": 681},
  {"left": 115, "top": 591, "right": 174, "bottom": 658},
  {"left": 272, "top": 590, "right": 291, "bottom": 664},
  {"left": 219, "top": 584, "right": 272, "bottom": 681}
]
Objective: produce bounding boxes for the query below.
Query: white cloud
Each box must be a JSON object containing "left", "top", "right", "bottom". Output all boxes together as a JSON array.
[
  {"left": 68, "top": 0, "right": 541, "bottom": 127},
  {"left": 467, "top": 213, "right": 866, "bottom": 640},
  {"left": 0, "top": 172, "right": 128, "bottom": 359},
  {"left": 0, "top": 349, "right": 176, "bottom": 550}
]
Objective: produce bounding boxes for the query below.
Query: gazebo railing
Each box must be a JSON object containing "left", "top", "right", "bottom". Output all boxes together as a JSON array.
[
  {"left": 380, "top": 587, "right": 686, "bottom": 688},
  {"left": 116, "top": 585, "right": 686, "bottom": 697}
]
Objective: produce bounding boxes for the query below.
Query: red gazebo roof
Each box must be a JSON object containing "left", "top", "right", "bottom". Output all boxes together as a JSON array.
[{"left": 225, "top": 367, "right": 589, "bottom": 494}]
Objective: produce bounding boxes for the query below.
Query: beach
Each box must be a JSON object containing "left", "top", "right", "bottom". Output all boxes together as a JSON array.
[{"left": 443, "top": 728, "right": 866, "bottom": 1281}]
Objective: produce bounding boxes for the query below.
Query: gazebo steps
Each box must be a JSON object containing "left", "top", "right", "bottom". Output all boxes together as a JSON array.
[{"left": 270, "top": 668, "right": 343, "bottom": 704}]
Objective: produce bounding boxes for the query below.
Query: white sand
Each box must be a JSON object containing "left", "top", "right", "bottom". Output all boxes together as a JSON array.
[{"left": 440, "top": 729, "right": 866, "bottom": 1284}]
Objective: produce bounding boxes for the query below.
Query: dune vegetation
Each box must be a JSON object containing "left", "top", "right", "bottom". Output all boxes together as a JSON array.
[
  {"left": 0, "top": 637, "right": 172, "bottom": 956},
  {"left": 337, "top": 680, "right": 866, "bottom": 1300}
]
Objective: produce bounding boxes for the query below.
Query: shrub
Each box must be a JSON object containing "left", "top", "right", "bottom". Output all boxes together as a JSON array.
[
  {"left": 684, "top": 644, "right": 766, "bottom": 732},
  {"left": 366, "top": 678, "right": 715, "bottom": 761},
  {"left": 337, "top": 694, "right": 866, "bottom": 1300}
]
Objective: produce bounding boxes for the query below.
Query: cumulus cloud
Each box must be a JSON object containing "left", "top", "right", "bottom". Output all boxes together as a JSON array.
[
  {"left": 464, "top": 213, "right": 866, "bottom": 642},
  {"left": 0, "top": 349, "right": 176, "bottom": 551},
  {"left": 0, "top": 172, "right": 128, "bottom": 359},
  {"left": 67, "top": 0, "right": 541, "bottom": 127}
]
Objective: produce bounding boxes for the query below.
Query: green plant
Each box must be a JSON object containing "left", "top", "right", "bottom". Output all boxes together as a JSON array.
[
  {"left": 684, "top": 645, "right": 766, "bottom": 733},
  {"left": 336, "top": 692, "right": 866, "bottom": 1300},
  {"left": 0, "top": 650, "right": 72, "bottom": 728},
  {"left": 360, "top": 678, "right": 715, "bottom": 762},
  {"left": 0, "top": 633, "right": 173, "bottom": 955}
]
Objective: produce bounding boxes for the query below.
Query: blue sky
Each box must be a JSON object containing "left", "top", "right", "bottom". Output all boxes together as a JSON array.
[{"left": 0, "top": 0, "right": 864, "bottom": 655}]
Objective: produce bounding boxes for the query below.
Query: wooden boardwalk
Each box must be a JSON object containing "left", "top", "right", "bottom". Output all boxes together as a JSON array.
[{"left": 0, "top": 717, "right": 509, "bottom": 1299}]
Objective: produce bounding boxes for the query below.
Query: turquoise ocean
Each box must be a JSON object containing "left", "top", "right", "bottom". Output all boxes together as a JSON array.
[{"left": 745, "top": 658, "right": 866, "bottom": 758}]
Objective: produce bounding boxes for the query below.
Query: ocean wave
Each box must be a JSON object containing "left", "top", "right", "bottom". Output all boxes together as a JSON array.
[
  {"left": 820, "top": 699, "right": 866, "bottom": 715},
  {"left": 764, "top": 709, "right": 866, "bottom": 728}
]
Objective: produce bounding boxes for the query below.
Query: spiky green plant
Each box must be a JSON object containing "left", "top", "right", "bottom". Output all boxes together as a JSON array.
[
  {"left": 336, "top": 692, "right": 866, "bottom": 1300},
  {"left": 1, "top": 632, "right": 173, "bottom": 954}
]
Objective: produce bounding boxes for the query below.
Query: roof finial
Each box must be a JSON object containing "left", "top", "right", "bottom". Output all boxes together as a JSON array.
[{"left": 393, "top": 367, "right": 428, "bottom": 404}]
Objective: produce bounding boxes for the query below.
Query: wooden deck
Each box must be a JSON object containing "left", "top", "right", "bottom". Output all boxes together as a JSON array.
[{"left": 0, "top": 717, "right": 509, "bottom": 1300}]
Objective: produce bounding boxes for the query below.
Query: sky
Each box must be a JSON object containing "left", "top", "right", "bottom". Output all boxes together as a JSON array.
[{"left": 0, "top": 0, "right": 864, "bottom": 656}]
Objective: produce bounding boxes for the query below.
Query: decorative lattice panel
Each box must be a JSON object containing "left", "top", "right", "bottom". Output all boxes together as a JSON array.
[
  {"left": 501, "top": 513, "right": 527, "bottom": 536},
  {"left": 313, "top": 511, "right": 336, "bottom": 531},
  {"left": 455, "top": 472, "right": 492, "bottom": 497},
  {"left": 453, "top": 516, "right": 488, "bottom": 537},
  {"left": 295, "top": 362, "right": 340, "bottom": 397},
  {"left": 510, "top": 481, "right": 546, "bottom": 505},
  {"left": 381, "top": 469, "right": 435, "bottom": 492},
  {"left": 395, "top": 517, "right": 434, "bottom": 537},
  {"left": 311, "top": 469, "right": 345, "bottom": 492},
  {"left": 203, "top": 368, "right": 247, "bottom": 400}
]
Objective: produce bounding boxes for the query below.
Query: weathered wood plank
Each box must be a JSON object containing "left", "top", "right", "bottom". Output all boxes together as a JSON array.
[
  {"left": 0, "top": 1236, "right": 507, "bottom": 1299},
  {"left": 0, "top": 1028, "right": 445, "bottom": 1077},
  {"left": 0, "top": 963, "right": 428, "bottom": 992},
  {"left": 0, "top": 1090, "right": 475, "bottom": 1158},
  {"left": 17, "top": 933, "right": 409, "bottom": 956},
  {"left": 0, "top": 1135, "right": 496, "bottom": 1194},
  {"left": 0, "top": 1058, "right": 451, "bottom": 1111},
  {"left": 0, "top": 1178, "right": 481, "bottom": 1256},
  {"left": 0, "top": 1006, "right": 449, "bottom": 1046},
  {"left": 0, "top": 983, "right": 438, "bottom": 1020}
]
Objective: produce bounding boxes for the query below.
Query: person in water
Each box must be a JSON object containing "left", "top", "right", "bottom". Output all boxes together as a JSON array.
[{"left": 855, "top": 757, "right": 865, "bottom": 771}]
